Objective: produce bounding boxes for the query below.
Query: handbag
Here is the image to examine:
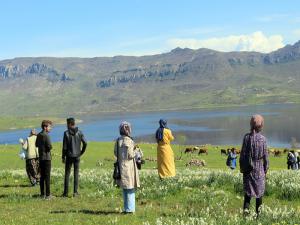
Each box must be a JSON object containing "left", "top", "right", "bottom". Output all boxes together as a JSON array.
[
  {"left": 240, "top": 135, "right": 254, "bottom": 174},
  {"left": 113, "top": 138, "right": 121, "bottom": 180}
]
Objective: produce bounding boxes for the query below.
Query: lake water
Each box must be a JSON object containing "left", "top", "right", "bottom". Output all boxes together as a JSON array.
[{"left": 1, "top": 104, "right": 300, "bottom": 147}]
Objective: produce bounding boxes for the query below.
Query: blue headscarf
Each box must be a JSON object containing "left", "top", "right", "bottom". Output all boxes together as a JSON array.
[{"left": 156, "top": 119, "right": 168, "bottom": 143}]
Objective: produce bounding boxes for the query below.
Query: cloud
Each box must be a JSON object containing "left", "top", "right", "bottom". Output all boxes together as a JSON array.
[
  {"left": 292, "top": 29, "right": 300, "bottom": 37},
  {"left": 167, "top": 31, "right": 284, "bottom": 53},
  {"left": 255, "top": 14, "right": 289, "bottom": 22}
]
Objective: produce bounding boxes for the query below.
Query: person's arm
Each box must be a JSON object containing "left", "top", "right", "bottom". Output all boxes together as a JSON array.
[
  {"left": 114, "top": 139, "right": 118, "bottom": 158},
  {"left": 126, "top": 139, "right": 136, "bottom": 159},
  {"left": 35, "top": 135, "right": 39, "bottom": 148},
  {"left": 23, "top": 139, "right": 28, "bottom": 151},
  {"left": 239, "top": 135, "right": 247, "bottom": 169},
  {"left": 168, "top": 130, "right": 174, "bottom": 142},
  {"left": 62, "top": 132, "right": 67, "bottom": 162},
  {"left": 263, "top": 139, "right": 269, "bottom": 174},
  {"left": 80, "top": 132, "right": 87, "bottom": 155},
  {"left": 45, "top": 133, "right": 52, "bottom": 152}
]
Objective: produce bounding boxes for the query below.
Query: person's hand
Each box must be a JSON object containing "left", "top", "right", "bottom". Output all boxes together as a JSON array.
[{"left": 62, "top": 158, "right": 65, "bottom": 164}]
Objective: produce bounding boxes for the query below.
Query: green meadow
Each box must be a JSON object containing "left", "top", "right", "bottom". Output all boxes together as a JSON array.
[
  {"left": 0, "top": 117, "right": 65, "bottom": 131},
  {"left": 0, "top": 142, "right": 299, "bottom": 225}
]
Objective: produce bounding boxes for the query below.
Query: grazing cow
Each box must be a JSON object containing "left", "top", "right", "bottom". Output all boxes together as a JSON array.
[
  {"left": 185, "top": 147, "right": 193, "bottom": 154},
  {"left": 232, "top": 148, "right": 241, "bottom": 154},
  {"left": 274, "top": 150, "right": 282, "bottom": 157},
  {"left": 268, "top": 148, "right": 275, "bottom": 155},
  {"left": 221, "top": 149, "right": 227, "bottom": 155},
  {"left": 193, "top": 146, "right": 200, "bottom": 153},
  {"left": 283, "top": 148, "right": 290, "bottom": 154},
  {"left": 198, "top": 148, "right": 208, "bottom": 155}
]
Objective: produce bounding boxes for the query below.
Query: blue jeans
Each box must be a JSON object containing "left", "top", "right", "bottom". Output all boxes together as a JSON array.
[{"left": 123, "top": 189, "right": 135, "bottom": 212}]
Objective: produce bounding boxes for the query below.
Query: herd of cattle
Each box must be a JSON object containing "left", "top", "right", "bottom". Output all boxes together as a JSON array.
[{"left": 184, "top": 146, "right": 300, "bottom": 157}]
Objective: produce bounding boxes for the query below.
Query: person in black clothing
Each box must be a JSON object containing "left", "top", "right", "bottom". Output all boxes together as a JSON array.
[
  {"left": 35, "top": 120, "right": 53, "bottom": 200},
  {"left": 62, "top": 118, "right": 87, "bottom": 197}
]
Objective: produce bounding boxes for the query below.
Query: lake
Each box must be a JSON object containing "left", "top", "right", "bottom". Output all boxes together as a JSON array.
[{"left": 1, "top": 103, "right": 300, "bottom": 147}]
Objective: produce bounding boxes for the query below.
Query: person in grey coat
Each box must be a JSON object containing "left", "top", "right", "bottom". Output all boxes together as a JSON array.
[
  {"left": 114, "top": 121, "right": 140, "bottom": 214},
  {"left": 239, "top": 114, "right": 269, "bottom": 216}
]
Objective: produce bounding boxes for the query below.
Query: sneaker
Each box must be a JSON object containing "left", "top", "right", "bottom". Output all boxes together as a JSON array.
[
  {"left": 73, "top": 192, "right": 80, "bottom": 197},
  {"left": 45, "top": 195, "right": 54, "bottom": 200},
  {"left": 40, "top": 195, "right": 45, "bottom": 199}
]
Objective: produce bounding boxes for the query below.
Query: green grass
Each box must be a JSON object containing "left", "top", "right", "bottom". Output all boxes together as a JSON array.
[
  {"left": 0, "top": 142, "right": 299, "bottom": 225},
  {"left": 0, "top": 117, "right": 65, "bottom": 131}
]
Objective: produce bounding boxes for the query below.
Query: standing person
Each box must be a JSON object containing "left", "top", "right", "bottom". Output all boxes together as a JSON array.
[
  {"left": 240, "top": 115, "right": 269, "bottom": 216},
  {"left": 287, "top": 151, "right": 296, "bottom": 170},
  {"left": 294, "top": 151, "right": 299, "bottom": 170},
  {"left": 62, "top": 118, "right": 87, "bottom": 197},
  {"left": 114, "top": 121, "right": 140, "bottom": 214},
  {"left": 156, "top": 119, "right": 176, "bottom": 179},
  {"left": 36, "top": 120, "right": 53, "bottom": 200},
  {"left": 297, "top": 151, "right": 300, "bottom": 169},
  {"left": 227, "top": 148, "right": 237, "bottom": 170},
  {"left": 23, "top": 129, "right": 40, "bottom": 186}
]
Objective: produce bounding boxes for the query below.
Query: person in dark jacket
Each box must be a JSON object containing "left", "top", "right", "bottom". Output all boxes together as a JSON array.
[
  {"left": 35, "top": 120, "right": 53, "bottom": 200},
  {"left": 62, "top": 118, "right": 87, "bottom": 197}
]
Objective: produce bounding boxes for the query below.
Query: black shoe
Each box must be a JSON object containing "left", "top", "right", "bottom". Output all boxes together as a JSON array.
[{"left": 62, "top": 193, "right": 68, "bottom": 198}]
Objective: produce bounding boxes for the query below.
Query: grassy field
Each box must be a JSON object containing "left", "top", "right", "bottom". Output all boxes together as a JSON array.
[
  {"left": 0, "top": 117, "right": 65, "bottom": 131},
  {"left": 0, "top": 142, "right": 299, "bottom": 225}
]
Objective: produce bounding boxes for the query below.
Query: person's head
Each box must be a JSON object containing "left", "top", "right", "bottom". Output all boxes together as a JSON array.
[
  {"left": 159, "top": 119, "right": 168, "bottom": 128},
  {"left": 67, "top": 117, "right": 76, "bottom": 129},
  {"left": 30, "top": 129, "right": 37, "bottom": 136},
  {"left": 119, "top": 121, "right": 131, "bottom": 136},
  {"left": 250, "top": 114, "right": 264, "bottom": 133},
  {"left": 41, "top": 120, "right": 53, "bottom": 132},
  {"left": 231, "top": 148, "right": 236, "bottom": 153}
]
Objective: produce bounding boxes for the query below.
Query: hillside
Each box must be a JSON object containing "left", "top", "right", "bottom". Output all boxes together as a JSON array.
[{"left": 1, "top": 41, "right": 300, "bottom": 117}]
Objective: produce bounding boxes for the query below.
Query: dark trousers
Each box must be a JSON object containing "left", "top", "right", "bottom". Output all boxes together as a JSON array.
[
  {"left": 64, "top": 157, "right": 80, "bottom": 195},
  {"left": 39, "top": 160, "right": 51, "bottom": 196},
  {"left": 243, "top": 194, "right": 262, "bottom": 214}
]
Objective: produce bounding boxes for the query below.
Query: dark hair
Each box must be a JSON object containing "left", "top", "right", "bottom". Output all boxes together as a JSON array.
[
  {"left": 41, "top": 120, "right": 53, "bottom": 130},
  {"left": 67, "top": 117, "right": 75, "bottom": 126}
]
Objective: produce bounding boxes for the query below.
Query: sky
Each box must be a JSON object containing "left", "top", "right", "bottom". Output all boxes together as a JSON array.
[{"left": 0, "top": 0, "right": 300, "bottom": 59}]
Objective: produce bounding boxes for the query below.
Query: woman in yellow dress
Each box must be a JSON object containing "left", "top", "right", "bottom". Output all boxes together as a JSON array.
[{"left": 156, "top": 119, "right": 176, "bottom": 179}]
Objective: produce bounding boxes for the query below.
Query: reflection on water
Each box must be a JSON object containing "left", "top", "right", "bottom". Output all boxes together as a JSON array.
[{"left": 0, "top": 104, "right": 300, "bottom": 147}]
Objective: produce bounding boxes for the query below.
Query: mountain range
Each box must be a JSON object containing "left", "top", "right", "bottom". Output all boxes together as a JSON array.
[{"left": 1, "top": 40, "right": 300, "bottom": 117}]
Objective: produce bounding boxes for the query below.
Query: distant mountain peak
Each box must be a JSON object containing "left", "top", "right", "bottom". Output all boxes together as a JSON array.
[{"left": 170, "top": 47, "right": 193, "bottom": 53}]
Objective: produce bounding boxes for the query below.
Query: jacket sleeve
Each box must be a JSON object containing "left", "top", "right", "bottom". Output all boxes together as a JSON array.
[
  {"left": 23, "top": 139, "right": 28, "bottom": 151},
  {"left": 114, "top": 139, "right": 118, "bottom": 158},
  {"left": 239, "top": 135, "right": 247, "bottom": 169},
  {"left": 62, "top": 132, "right": 67, "bottom": 159},
  {"left": 123, "top": 138, "right": 135, "bottom": 159},
  {"left": 263, "top": 139, "right": 269, "bottom": 174},
  {"left": 45, "top": 134, "right": 52, "bottom": 152},
  {"left": 35, "top": 135, "right": 39, "bottom": 148},
  {"left": 80, "top": 132, "right": 88, "bottom": 155}
]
